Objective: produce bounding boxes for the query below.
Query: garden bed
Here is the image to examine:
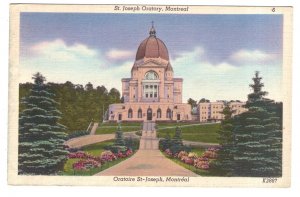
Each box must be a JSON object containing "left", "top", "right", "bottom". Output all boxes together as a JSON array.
[
  {"left": 162, "top": 147, "right": 222, "bottom": 176},
  {"left": 63, "top": 139, "right": 138, "bottom": 176}
]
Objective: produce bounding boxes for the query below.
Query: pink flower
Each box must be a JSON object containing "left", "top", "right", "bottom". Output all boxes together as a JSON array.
[{"left": 164, "top": 149, "right": 172, "bottom": 157}]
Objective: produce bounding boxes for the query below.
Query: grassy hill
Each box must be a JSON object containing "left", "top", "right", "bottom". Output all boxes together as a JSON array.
[{"left": 157, "top": 123, "right": 220, "bottom": 144}]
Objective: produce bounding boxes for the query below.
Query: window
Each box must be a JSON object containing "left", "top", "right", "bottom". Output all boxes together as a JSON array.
[
  {"left": 138, "top": 108, "right": 142, "bottom": 118},
  {"left": 145, "top": 71, "right": 158, "bottom": 80},
  {"left": 157, "top": 108, "right": 161, "bottom": 118},
  {"left": 128, "top": 108, "right": 133, "bottom": 118},
  {"left": 166, "top": 108, "right": 171, "bottom": 119},
  {"left": 143, "top": 82, "right": 159, "bottom": 99}
]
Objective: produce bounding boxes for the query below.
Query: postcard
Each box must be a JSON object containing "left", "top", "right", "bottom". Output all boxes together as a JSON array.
[{"left": 8, "top": 4, "right": 292, "bottom": 187}]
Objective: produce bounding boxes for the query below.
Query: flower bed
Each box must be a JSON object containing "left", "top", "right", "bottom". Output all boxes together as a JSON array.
[
  {"left": 164, "top": 147, "right": 219, "bottom": 170},
  {"left": 68, "top": 149, "right": 133, "bottom": 172}
]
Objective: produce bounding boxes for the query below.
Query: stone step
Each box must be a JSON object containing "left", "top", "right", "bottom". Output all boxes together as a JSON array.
[
  {"left": 90, "top": 122, "right": 99, "bottom": 135},
  {"left": 139, "top": 121, "right": 158, "bottom": 150}
]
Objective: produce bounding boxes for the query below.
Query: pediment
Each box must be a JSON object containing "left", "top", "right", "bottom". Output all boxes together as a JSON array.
[{"left": 137, "top": 59, "right": 168, "bottom": 68}]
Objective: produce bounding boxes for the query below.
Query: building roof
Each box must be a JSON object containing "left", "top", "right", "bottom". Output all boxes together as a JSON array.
[{"left": 135, "top": 24, "right": 169, "bottom": 61}]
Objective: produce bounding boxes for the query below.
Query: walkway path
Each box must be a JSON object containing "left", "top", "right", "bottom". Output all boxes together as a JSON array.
[{"left": 96, "top": 121, "right": 198, "bottom": 176}]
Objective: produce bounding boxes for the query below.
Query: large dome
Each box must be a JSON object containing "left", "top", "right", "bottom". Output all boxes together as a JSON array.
[{"left": 135, "top": 25, "right": 169, "bottom": 61}]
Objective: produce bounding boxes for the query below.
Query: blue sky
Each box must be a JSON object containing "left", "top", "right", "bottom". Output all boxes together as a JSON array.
[{"left": 20, "top": 13, "right": 283, "bottom": 102}]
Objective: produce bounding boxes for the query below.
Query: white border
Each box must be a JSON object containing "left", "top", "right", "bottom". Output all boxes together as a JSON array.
[{"left": 1, "top": 0, "right": 300, "bottom": 196}]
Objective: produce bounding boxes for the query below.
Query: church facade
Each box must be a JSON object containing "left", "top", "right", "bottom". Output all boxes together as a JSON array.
[{"left": 108, "top": 25, "right": 192, "bottom": 121}]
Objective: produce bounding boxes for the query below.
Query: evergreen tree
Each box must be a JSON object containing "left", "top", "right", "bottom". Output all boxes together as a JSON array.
[
  {"left": 18, "top": 72, "right": 68, "bottom": 175},
  {"left": 212, "top": 105, "right": 235, "bottom": 175},
  {"left": 159, "top": 132, "right": 172, "bottom": 151},
  {"left": 232, "top": 71, "right": 282, "bottom": 177},
  {"left": 114, "top": 124, "right": 125, "bottom": 146},
  {"left": 170, "top": 126, "right": 188, "bottom": 154},
  {"left": 172, "top": 126, "right": 183, "bottom": 146}
]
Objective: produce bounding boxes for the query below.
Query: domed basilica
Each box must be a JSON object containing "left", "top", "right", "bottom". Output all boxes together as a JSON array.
[{"left": 108, "top": 24, "right": 192, "bottom": 121}]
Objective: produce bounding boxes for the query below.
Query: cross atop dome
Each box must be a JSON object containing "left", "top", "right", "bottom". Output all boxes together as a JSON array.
[{"left": 149, "top": 21, "right": 156, "bottom": 37}]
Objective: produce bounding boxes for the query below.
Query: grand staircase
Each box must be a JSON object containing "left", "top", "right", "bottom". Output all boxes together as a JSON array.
[{"left": 139, "top": 121, "right": 159, "bottom": 150}]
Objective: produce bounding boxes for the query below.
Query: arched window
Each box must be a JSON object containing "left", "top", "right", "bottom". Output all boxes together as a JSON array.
[
  {"left": 144, "top": 71, "right": 158, "bottom": 80},
  {"left": 138, "top": 108, "right": 142, "bottom": 118},
  {"left": 166, "top": 108, "right": 171, "bottom": 119},
  {"left": 128, "top": 108, "right": 133, "bottom": 118},
  {"left": 157, "top": 108, "right": 161, "bottom": 119}
]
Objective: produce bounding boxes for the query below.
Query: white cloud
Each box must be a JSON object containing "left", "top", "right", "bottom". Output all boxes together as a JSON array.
[
  {"left": 173, "top": 47, "right": 205, "bottom": 60},
  {"left": 229, "top": 49, "right": 277, "bottom": 65},
  {"left": 105, "top": 49, "right": 135, "bottom": 61},
  {"left": 172, "top": 47, "right": 282, "bottom": 102},
  {"left": 30, "top": 39, "right": 97, "bottom": 58},
  {"left": 20, "top": 40, "right": 282, "bottom": 103},
  {"left": 19, "top": 39, "right": 130, "bottom": 91}
]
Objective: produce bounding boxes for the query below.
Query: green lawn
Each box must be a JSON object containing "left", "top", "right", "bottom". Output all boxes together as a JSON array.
[
  {"left": 96, "top": 122, "right": 142, "bottom": 134},
  {"left": 82, "top": 140, "right": 114, "bottom": 156},
  {"left": 156, "top": 122, "right": 199, "bottom": 128},
  {"left": 157, "top": 123, "right": 220, "bottom": 144},
  {"left": 100, "top": 122, "right": 143, "bottom": 127},
  {"left": 63, "top": 139, "right": 135, "bottom": 176}
]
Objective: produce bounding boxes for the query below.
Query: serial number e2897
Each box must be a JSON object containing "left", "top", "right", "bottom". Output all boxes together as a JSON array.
[{"left": 263, "top": 178, "right": 278, "bottom": 183}]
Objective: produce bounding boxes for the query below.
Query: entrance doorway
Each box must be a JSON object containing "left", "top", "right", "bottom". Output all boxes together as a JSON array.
[
  {"left": 147, "top": 108, "right": 152, "bottom": 121},
  {"left": 118, "top": 114, "right": 122, "bottom": 121},
  {"left": 177, "top": 114, "right": 181, "bottom": 121}
]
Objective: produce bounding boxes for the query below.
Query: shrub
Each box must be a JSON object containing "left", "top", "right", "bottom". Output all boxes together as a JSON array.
[
  {"left": 188, "top": 152, "right": 198, "bottom": 159},
  {"left": 108, "top": 145, "right": 127, "bottom": 154},
  {"left": 100, "top": 150, "right": 117, "bottom": 163},
  {"left": 67, "top": 147, "right": 83, "bottom": 153},
  {"left": 124, "top": 137, "right": 139, "bottom": 151},
  {"left": 194, "top": 157, "right": 210, "bottom": 170},
  {"left": 177, "top": 151, "right": 188, "bottom": 159},
  {"left": 159, "top": 133, "right": 172, "bottom": 151},
  {"left": 202, "top": 147, "right": 219, "bottom": 159},
  {"left": 169, "top": 144, "right": 191, "bottom": 155},
  {"left": 181, "top": 156, "right": 194, "bottom": 165},
  {"left": 164, "top": 149, "right": 173, "bottom": 157},
  {"left": 72, "top": 159, "right": 101, "bottom": 170}
]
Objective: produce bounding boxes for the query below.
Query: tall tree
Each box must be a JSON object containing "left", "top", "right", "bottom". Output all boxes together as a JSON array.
[
  {"left": 108, "top": 88, "right": 121, "bottom": 103},
  {"left": 232, "top": 71, "right": 282, "bottom": 177},
  {"left": 187, "top": 98, "right": 197, "bottom": 108},
  {"left": 212, "top": 105, "right": 235, "bottom": 175},
  {"left": 199, "top": 98, "right": 210, "bottom": 103},
  {"left": 19, "top": 81, "right": 122, "bottom": 133},
  {"left": 18, "top": 73, "right": 68, "bottom": 175},
  {"left": 85, "top": 82, "right": 94, "bottom": 91}
]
